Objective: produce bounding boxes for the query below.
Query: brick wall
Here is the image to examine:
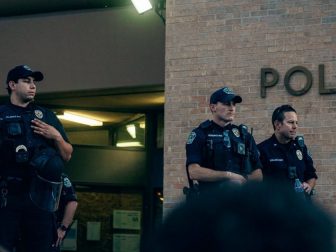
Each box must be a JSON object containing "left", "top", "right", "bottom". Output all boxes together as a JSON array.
[{"left": 164, "top": 0, "right": 336, "bottom": 215}]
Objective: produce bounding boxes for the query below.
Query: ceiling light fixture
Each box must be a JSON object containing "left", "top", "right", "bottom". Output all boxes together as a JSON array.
[
  {"left": 131, "top": 0, "right": 152, "bottom": 14},
  {"left": 57, "top": 112, "right": 103, "bottom": 126},
  {"left": 139, "top": 122, "right": 146, "bottom": 129},
  {"left": 126, "top": 124, "right": 136, "bottom": 138},
  {"left": 116, "top": 142, "right": 142, "bottom": 147}
]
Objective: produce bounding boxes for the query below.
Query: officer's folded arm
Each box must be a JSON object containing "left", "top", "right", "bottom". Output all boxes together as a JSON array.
[
  {"left": 54, "top": 135, "right": 73, "bottom": 162},
  {"left": 188, "top": 163, "right": 246, "bottom": 183},
  {"left": 32, "top": 119, "right": 73, "bottom": 162},
  {"left": 248, "top": 168, "right": 263, "bottom": 181}
]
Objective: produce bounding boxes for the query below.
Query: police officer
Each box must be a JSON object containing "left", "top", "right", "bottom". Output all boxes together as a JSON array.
[
  {"left": 257, "top": 105, "right": 317, "bottom": 194},
  {"left": 0, "top": 65, "right": 73, "bottom": 251},
  {"left": 185, "top": 87, "right": 262, "bottom": 194},
  {"left": 53, "top": 174, "right": 78, "bottom": 251}
]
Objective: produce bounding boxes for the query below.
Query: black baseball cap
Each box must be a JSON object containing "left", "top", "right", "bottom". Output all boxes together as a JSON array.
[
  {"left": 210, "top": 87, "right": 242, "bottom": 104},
  {"left": 6, "top": 65, "right": 44, "bottom": 84}
]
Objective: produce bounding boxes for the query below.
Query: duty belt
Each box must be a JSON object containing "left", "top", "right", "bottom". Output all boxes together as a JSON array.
[
  {"left": 0, "top": 180, "right": 8, "bottom": 208},
  {"left": 0, "top": 176, "right": 26, "bottom": 201}
]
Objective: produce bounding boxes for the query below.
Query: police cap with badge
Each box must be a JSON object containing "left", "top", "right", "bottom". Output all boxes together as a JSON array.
[
  {"left": 6, "top": 65, "right": 44, "bottom": 84},
  {"left": 210, "top": 87, "right": 242, "bottom": 104}
]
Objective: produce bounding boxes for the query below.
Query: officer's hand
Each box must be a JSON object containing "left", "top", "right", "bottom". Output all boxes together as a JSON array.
[
  {"left": 55, "top": 228, "right": 66, "bottom": 247},
  {"left": 302, "top": 182, "right": 312, "bottom": 194},
  {"left": 31, "top": 119, "right": 62, "bottom": 141},
  {"left": 229, "top": 172, "right": 246, "bottom": 184}
]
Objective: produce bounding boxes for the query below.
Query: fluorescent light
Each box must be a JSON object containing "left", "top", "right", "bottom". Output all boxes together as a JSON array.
[
  {"left": 126, "top": 124, "right": 136, "bottom": 138},
  {"left": 139, "top": 122, "right": 146, "bottom": 129},
  {"left": 131, "top": 0, "right": 152, "bottom": 14},
  {"left": 116, "top": 142, "right": 142, "bottom": 147},
  {"left": 57, "top": 112, "right": 103, "bottom": 126}
]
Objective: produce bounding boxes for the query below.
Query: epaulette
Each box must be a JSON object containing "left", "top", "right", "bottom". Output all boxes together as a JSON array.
[{"left": 199, "top": 120, "right": 212, "bottom": 129}]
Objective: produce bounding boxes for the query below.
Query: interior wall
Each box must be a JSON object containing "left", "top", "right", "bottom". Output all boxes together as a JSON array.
[
  {"left": 74, "top": 190, "right": 143, "bottom": 252},
  {"left": 0, "top": 6, "right": 165, "bottom": 95},
  {"left": 66, "top": 146, "right": 147, "bottom": 186},
  {"left": 164, "top": 0, "right": 336, "bottom": 215}
]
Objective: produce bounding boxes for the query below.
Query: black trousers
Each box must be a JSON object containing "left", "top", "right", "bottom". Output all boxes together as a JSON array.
[{"left": 0, "top": 192, "right": 55, "bottom": 252}]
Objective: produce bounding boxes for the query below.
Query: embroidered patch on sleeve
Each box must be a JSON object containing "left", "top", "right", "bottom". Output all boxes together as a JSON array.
[
  {"left": 187, "top": 132, "right": 196, "bottom": 144},
  {"left": 63, "top": 177, "right": 72, "bottom": 188}
]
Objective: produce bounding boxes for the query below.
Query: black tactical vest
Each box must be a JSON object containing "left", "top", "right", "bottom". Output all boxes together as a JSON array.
[
  {"left": 199, "top": 120, "right": 247, "bottom": 175},
  {"left": 0, "top": 103, "right": 50, "bottom": 177}
]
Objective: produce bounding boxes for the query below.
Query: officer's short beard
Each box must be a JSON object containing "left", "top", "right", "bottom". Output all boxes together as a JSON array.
[{"left": 23, "top": 97, "right": 34, "bottom": 103}]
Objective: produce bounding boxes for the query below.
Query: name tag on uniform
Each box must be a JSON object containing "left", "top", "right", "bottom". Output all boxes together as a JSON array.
[
  {"left": 269, "top": 158, "right": 284, "bottom": 162},
  {"left": 208, "top": 134, "right": 222, "bottom": 137}
]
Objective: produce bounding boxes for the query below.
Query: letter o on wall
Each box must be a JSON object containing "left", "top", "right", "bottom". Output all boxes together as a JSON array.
[{"left": 284, "top": 66, "right": 312, "bottom": 96}]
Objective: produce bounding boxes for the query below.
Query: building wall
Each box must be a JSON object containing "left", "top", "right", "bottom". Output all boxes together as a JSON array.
[
  {"left": 164, "top": 0, "right": 336, "bottom": 214},
  {"left": 0, "top": 6, "right": 165, "bottom": 95}
]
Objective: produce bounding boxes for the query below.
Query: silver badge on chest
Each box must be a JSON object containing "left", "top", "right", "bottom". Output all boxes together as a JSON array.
[
  {"left": 34, "top": 110, "right": 44, "bottom": 119},
  {"left": 296, "top": 150, "right": 303, "bottom": 160}
]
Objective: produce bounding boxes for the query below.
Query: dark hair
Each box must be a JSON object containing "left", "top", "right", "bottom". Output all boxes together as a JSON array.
[
  {"left": 271, "top": 105, "right": 296, "bottom": 130},
  {"left": 151, "top": 181, "right": 334, "bottom": 252}
]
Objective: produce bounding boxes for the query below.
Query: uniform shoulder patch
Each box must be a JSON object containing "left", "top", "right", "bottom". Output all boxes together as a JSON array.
[
  {"left": 63, "top": 177, "right": 72, "bottom": 188},
  {"left": 187, "top": 132, "right": 197, "bottom": 144}
]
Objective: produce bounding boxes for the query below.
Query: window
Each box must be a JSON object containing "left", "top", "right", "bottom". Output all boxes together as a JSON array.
[{"left": 115, "top": 116, "right": 146, "bottom": 148}]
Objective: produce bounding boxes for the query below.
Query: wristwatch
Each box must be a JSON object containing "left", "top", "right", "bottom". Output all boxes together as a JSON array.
[{"left": 59, "top": 224, "right": 68, "bottom": 232}]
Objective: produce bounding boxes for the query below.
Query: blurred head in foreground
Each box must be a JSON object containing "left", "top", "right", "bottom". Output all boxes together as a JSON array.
[{"left": 152, "top": 181, "right": 334, "bottom": 252}]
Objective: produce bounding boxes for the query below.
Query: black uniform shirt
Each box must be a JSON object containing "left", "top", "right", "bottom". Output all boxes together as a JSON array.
[
  {"left": 186, "top": 120, "right": 262, "bottom": 175},
  {"left": 257, "top": 134, "right": 317, "bottom": 184}
]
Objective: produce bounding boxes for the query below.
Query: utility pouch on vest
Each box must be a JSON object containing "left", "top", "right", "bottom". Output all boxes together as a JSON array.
[
  {"left": 288, "top": 166, "right": 297, "bottom": 180},
  {"left": 223, "top": 130, "right": 231, "bottom": 148},
  {"left": 236, "top": 142, "right": 246, "bottom": 155},
  {"left": 4, "top": 119, "right": 29, "bottom": 163},
  {"left": 0, "top": 180, "right": 8, "bottom": 208},
  {"left": 207, "top": 136, "right": 228, "bottom": 170},
  {"left": 231, "top": 139, "right": 245, "bottom": 156},
  {"left": 205, "top": 139, "right": 214, "bottom": 160},
  {"left": 7, "top": 122, "right": 22, "bottom": 136},
  {"left": 15, "top": 144, "right": 29, "bottom": 163}
]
